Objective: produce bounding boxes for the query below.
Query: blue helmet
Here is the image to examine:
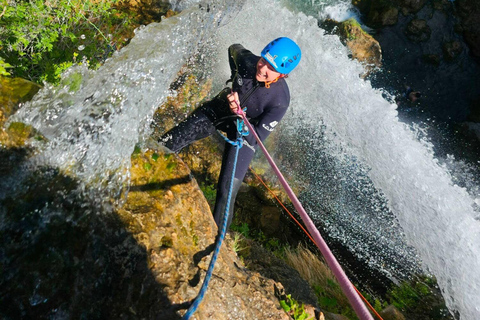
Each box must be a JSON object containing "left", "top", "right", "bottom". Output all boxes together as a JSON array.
[{"left": 261, "top": 37, "right": 301, "bottom": 74}]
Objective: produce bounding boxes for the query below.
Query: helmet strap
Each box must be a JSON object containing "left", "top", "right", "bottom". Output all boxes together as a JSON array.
[{"left": 264, "top": 74, "right": 285, "bottom": 89}]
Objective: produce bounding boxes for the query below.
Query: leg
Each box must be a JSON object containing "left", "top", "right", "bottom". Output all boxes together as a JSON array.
[
  {"left": 160, "top": 107, "right": 216, "bottom": 153},
  {"left": 213, "top": 142, "right": 255, "bottom": 228}
]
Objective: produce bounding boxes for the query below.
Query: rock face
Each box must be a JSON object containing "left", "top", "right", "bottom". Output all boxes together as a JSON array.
[
  {"left": 456, "top": 0, "right": 480, "bottom": 59},
  {"left": 379, "top": 305, "right": 406, "bottom": 320},
  {"left": 0, "top": 80, "right": 323, "bottom": 319},
  {"left": 0, "top": 77, "right": 42, "bottom": 147},
  {"left": 0, "top": 141, "right": 302, "bottom": 319},
  {"left": 405, "top": 19, "right": 431, "bottom": 42},
  {"left": 118, "top": 149, "right": 294, "bottom": 319},
  {"left": 352, "top": 0, "right": 399, "bottom": 27},
  {"left": 0, "top": 110, "right": 322, "bottom": 320},
  {"left": 351, "top": 0, "right": 480, "bottom": 123}
]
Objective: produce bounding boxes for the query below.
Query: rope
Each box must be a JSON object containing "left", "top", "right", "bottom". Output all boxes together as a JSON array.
[
  {"left": 232, "top": 104, "right": 374, "bottom": 320},
  {"left": 181, "top": 125, "right": 245, "bottom": 320},
  {"left": 248, "top": 166, "right": 385, "bottom": 320}
]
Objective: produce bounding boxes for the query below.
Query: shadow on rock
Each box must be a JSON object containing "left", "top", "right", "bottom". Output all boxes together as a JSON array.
[{"left": 0, "top": 158, "right": 181, "bottom": 319}]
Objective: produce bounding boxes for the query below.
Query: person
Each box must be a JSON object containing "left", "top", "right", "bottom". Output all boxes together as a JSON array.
[{"left": 158, "top": 37, "right": 301, "bottom": 229}]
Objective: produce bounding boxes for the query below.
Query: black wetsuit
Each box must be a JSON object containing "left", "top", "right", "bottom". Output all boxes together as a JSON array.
[{"left": 160, "top": 44, "right": 290, "bottom": 228}]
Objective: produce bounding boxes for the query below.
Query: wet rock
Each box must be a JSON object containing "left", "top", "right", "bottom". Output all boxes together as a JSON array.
[
  {"left": 405, "top": 18, "right": 432, "bottom": 42},
  {"left": 322, "top": 18, "right": 382, "bottom": 75},
  {"left": 379, "top": 305, "right": 406, "bottom": 320},
  {"left": 455, "top": 0, "right": 480, "bottom": 59},
  {"left": 467, "top": 95, "right": 480, "bottom": 122},
  {"left": 422, "top": 54, "right": 442, "bottom": 65},
  {"left": 324, "top": 312, "right": 351, "bottom": 320},
  {"left": 432, "top": 0, "right": 451, "bottom": 12},
  {"left": 398, "top": 0, "right": 429, "bottom": 14},
  {"left": 259, "top": 205, "right": 282, "bottom": 236},
  {"left": 0, "top": 77, "right": 41, "bottom": 120},
  {"left": 442, "top": 40, "right": 463, "bottom": 61},
  {"left": 0, "top": 77, "right": 42, "bottom": 147},
  {"left": 352, "top": 0, "right": 398, "bottom": 27}
]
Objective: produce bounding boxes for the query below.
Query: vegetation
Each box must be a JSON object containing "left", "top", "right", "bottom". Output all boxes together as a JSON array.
[
  {"left": 386, "top": 276, "right": 452, "bottom": 320},
  {"left": 284, "top": 244, "right": 359, "bottom": 319},
  {"left": 280, "top": 294, "right": 313, "bottom": 320},
  {"left": 199, "top": 182, "right": 217, "bottom": 208},
  {"left": 0, "top": 0, "right": 173, "bottom": 84}
]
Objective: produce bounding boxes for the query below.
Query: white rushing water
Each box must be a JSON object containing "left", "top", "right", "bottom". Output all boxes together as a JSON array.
[{"left": 11, "top": 0, "right": 480, "bottom": 318}]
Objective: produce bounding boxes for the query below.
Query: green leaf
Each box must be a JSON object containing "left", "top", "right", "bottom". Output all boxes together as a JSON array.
[
  {"left": 297, "top": 313, "right": 308, "bottom": 320},
  {"left": 280, "top": 300, "right": 291, "bottom": 312}
]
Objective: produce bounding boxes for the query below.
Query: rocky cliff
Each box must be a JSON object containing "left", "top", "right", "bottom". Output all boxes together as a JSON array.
[{"left": 0, "top": 76, "right": 325, "bottom": 319}]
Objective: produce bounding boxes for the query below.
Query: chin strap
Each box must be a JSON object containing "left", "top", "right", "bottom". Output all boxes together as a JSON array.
[
  {"left": 264, "top": 77, "right": 278, "bottom": 89},
  {"left": 264, "top": 73, "right": 286, "bottom": 88}
]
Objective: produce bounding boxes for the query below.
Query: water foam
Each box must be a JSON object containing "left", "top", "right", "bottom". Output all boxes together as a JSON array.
[{"left": 210, "top": 1, "right": 480, "bottom": 318}]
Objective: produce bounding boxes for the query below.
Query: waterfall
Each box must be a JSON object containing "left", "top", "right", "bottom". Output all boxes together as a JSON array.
[{"left": 6, "top": 0, "right": 480, "bottom": 318}]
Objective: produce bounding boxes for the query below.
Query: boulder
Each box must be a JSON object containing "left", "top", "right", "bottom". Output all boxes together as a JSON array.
[
  {"left": 379, "top": 305, "right": 406, "bottom": 320},
  {"left": 405, "top": 19, "right": 432, "bottom": 42},
  {"left": 442, "top": 40, "right": 463, "bottom": 61},
  {"left": 0, "top": 143, "right": 301, "bottom": 319},
  {"left": 398, "top": 0, "right": 429, "bottom": 14},
  {"left": 0, "top": 76, "right": 41, "bottom": 126},
  {"left": 117, "top": 149, "right": 295, "bottom": 319},
  {"left": 455, "top": 0, "right": 480, "bottom": 59},
  {"left": 0, "top": 77, "right": 42, "bottom": 148},
  {"left": 352, "top": 0, "right": 398, "bottom": 27},
  {"left": 322, "top": 18, "right": 382, "bottom": 75}
]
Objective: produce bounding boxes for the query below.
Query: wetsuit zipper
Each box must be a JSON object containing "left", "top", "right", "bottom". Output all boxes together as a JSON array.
[{"left": 240, "top": 82, "right": 260, "bottom": 106}]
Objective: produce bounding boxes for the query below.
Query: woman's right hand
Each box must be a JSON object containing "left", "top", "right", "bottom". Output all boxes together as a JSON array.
[{"left": 227, "top": 91, "right": 241, "bottom": 114}]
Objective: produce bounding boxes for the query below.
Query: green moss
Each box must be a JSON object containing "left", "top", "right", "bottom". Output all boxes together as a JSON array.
[
  {"left": 143, "top": 162, "right": 152, "bottom": 171},
  {"left": 280, "top": 294, "right": 311, "bottom": 320},
  {"left": 180, "top": 226, "right": 188, "bottom": 236},
  {"left": 192, "top": 234, "right": 198, "bottom": 246},
  {"left": 341, "top": 18, "right": 364, "bottom": 41},
  {"left": 199, "top": 182, "right": 216, "bottom": 207},
  {"left": 132, "top": 145, "right": 141, "bottom": 158},
  {"left": 386, "top": 276, "right": 451, "bottom": 319},
  {"left": 230, "top": 222, "right": 250, "bottom": 238},
  {"left": 7, "top": 121, "right": 34, "bottom": 145},
  {"left": 166, "top": 161, "right": 177, "bottom": 172},
  {"left": 175, "top": 214, "right": 182, "bottom": 226}
]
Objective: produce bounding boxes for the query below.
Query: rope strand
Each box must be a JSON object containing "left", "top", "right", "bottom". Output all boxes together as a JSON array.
[{"left": 181, "top": 133, "right": 244, "bottom": 320}]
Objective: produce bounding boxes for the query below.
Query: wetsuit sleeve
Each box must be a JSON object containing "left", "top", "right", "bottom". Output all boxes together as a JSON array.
[
  {"left": 244, "top": 105, "right": 289, "bottom": 147},
  {"left": 228, "top": 44, "right": 256, "bottom": 82}
]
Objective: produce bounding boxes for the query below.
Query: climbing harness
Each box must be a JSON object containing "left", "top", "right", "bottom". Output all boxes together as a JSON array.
[{"left": 181, "top": 118, "right": 247, "bottom": 320}]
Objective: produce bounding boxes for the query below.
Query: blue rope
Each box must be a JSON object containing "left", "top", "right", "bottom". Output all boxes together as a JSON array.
[{"left": 181, "top": 120, "right": 246, "bottom": 320}]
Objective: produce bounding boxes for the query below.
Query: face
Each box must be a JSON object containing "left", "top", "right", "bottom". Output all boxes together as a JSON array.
[{"left": 256, "top": 57, "right": 282, "bottom": 82}]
